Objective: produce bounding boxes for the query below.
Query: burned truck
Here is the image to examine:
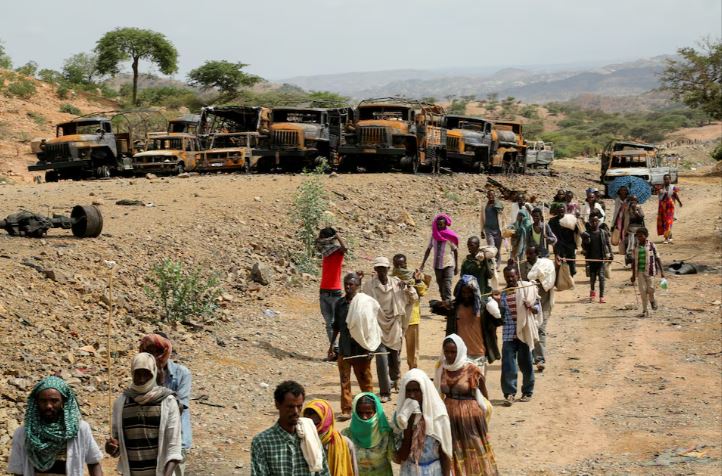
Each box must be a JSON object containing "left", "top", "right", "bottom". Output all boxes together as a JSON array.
[
  {"left": 29, "top": 111, "right": 165, "bottom": 181},
  {"left": 167, "top": 114, "right": 200, "bottom": 135},
  {"left": 196, "top": 106, "right": 270, "bottom": 172},
  {"left": 132, "top": 133, "right": 201, "bottom": 175},
  {"left": 258, "top": 107, "right": 351, "bottom": 171},
  {"left": 445, "top": 115, "right": 493, "bottom": 172},
  {"left": 600, "top": 140, "right": 678, "bottom": 196},
  {"left": 489, "top": 120, "right": 527, "bottom": 174},
  {"left": 338, "top": 98, "right": 447, "bottom": 173}
]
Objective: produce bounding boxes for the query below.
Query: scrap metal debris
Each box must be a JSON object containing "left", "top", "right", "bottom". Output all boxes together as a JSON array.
[{"left": 0, "top": 205, "right": 103, "bottom": 238}]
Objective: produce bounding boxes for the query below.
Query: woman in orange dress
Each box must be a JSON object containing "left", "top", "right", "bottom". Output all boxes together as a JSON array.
[
  {"left": 657, "top": 174, "right": 682, "bottom": 244},
  {"left": 435, "top": 334, "right": 498, "bottom": 476}
]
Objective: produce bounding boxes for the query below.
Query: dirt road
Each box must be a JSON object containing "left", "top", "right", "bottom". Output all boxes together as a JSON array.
[{"left": 0, "top": 168, "right": 720, "bottom": 475}]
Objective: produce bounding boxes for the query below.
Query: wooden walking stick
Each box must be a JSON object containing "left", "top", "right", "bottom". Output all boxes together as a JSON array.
[
  {"left": 104, "top": 260, "right": 116, "bottom": 433},
  {"left": 479, "top": 283, "right": 538, "bottom": 298}
]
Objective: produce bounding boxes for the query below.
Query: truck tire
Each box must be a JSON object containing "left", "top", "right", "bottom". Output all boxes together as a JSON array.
[
  {"left": 45, "top": 170, "right": 59, "bottom": 183},
  {"left": 70, "top": 205, "right": 103, "bottom": 238},
  {"left": 400, "top": 155, "right": 418, "bottom": 174}
]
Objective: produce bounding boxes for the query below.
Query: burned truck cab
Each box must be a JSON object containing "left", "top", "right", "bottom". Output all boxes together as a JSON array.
[
  {"left": 445, "top": 115, "right": 492, "bottom": 173},
  {"left": 196, "top": 106, "right": 270, "bottom": 172},
  {"left": 258, "top": 108, "right": 334, "bottom": 171},
  {"left": 132, "top": 133, "right": 201, "bottom": 175},
  {"left": 30, "top": 117, "right": 132, "bottom": 182},
  {"left": 339, "top": 98, "right": 446, "bottom": 173},
  {"left": 489, "top": 120, "right": 527, "bottom": 174}
]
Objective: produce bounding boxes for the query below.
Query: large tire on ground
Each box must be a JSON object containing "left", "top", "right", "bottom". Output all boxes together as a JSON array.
[
  {"left": 71, "top": 205, "right": 103, "bottom": 238},
  {"left": 45, "top": 170, "right": 59, "bottom": 183}
]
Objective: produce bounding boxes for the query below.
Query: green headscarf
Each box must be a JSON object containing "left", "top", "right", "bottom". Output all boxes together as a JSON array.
[
  {"left": 348, "top": 392, "right": 391, "bottom": 449},
  {"left": 24, "top": 376, "right": 81, "bottom": 471}
]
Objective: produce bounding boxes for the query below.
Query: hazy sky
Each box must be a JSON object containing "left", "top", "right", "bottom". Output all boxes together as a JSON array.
[{"left": 1, "top": 0, "right": 720, "bottom": 80}]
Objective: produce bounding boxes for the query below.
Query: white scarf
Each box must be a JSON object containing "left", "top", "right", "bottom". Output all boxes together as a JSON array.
[
  {"left": 527, "top": 257, "right": 556, "bottom": 292},
  {"left": 395, "top": 369, "right": 453, "bottom": 459},
  {"left": 346, "top": 292, "right": 383, "bottom": 352},
  {"left": 434, "top": 334, "right": 491, "bottom": 414},
  {"left": 296, "top": 417, "right": 324, "bottom": 472}
]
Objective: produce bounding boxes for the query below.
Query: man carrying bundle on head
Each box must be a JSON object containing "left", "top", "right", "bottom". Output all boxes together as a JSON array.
[{"left": 9, "top": 376, "right": 103, "bottom": 476}]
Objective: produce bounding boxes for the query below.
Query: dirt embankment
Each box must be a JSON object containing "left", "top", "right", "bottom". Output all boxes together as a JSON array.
[
  {"left": 0, "top": 70, "right": 115, "bottom": 183},
  {"left": 0, "top": 165, "right": 720, "bottom": 474}
]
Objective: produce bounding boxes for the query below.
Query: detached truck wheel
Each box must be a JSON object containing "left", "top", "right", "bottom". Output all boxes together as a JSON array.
[{"left": 71, "top": 205, "right": 103, "bottom": 238}]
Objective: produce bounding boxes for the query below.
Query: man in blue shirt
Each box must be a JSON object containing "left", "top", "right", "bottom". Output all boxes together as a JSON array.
[{"left": 140, "top": 332, "right": 192, "bottom": 475}]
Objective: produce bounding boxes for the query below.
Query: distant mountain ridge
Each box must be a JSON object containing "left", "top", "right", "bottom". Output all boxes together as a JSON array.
[{"left": 282, "top": 56, "right": 674, "bottom": 103}]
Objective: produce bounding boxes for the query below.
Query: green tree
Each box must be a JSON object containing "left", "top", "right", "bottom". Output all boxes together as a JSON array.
[
  {"left": 0, "top": 40, "right": 11, "bottom": 69},
  {"left": 62, "top": 52, "right": 99, "bottom": 84},
  {"left": 660, "top": 38, "right": 722, "bottom": 120},
  {"left": 95, "top": 27, "right": 178, "bottom": 106},
  {"left": 15, "top": 61, "right": 38, "bottom": 77},
  {"left": 38, "top": 68, "right": 62, "bottom": 84},
  {"left": 307, "top": 90, "right": 350, "bottom": 107},
  {"left": 187, "top": 60, "right": 260, "bottom": 101}
]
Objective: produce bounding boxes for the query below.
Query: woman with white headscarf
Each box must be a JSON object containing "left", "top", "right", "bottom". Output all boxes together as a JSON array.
[
  {"left": 106, "top": 352, "right": 182, "bottom": 476},
  {"left": 434, "top": 335, "right": 498, "bottom": 476},
  {"left": 392, "top": 369, "right": 452, "bottom": 476}
]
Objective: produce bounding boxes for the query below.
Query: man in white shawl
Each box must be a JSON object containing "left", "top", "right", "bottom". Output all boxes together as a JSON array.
[
  {"left": 392, "top": 369, "right": 452, "bottom": 475},
  {"left": 361, "top": 257, "right": 418, "bottom": 402},
  {"left": 519, "top": 245, "right": 556, "bottom": 372},
  {"left": 486, "top": 266, "right": 542, "bottom": 406}
]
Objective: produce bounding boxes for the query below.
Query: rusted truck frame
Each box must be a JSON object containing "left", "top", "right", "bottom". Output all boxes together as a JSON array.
[
  {"left": 444, "top": 115, "right": 493, "bottom": 173},
  {"left": 196, "top": 106, "right": 270, "bottom": 173},
  {"left": 338, "top": 98, "right": 447, "bottom": 173},
  {"left": 600, "top": 140, "right": 678, "bottom": 196},
  {"left": 29, "top": 110, "right": 165, "bottom": 181},
  {"left": 132, "top": 133, "right": 201, "bottom": 175},
  {"left": 489, "top": 120, "right": 527, "bottom": 174},
  {"left": 256, "top": 107, "right": 351, "bottom": 171}
]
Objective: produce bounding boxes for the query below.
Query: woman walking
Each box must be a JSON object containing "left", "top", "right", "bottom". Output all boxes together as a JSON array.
[
  {"left": 392, "top": 369, "right": 452, "bottom": 476},
  {"left": 657, "top": 174, "right": 682, "bottom": 244},
  {"left": 303, "top": 399, "right": 358, "bottom": 475},
  {"left": 611, "top": 185, "right": 629, "bottom": 255},
  {"left": 420, "top": 214, "right": 459, "bottom": 301},
  {"left": 342, "top": 393, "right": 394, "bottom": 476},
  {"left": 435, "top": 335, "right": 498, "bottom": 476}
]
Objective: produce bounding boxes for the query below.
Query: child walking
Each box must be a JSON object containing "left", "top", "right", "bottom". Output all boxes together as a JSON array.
[
  {"left": 631, "top": 227, "right": 665, "bottom": 317},
  {"left": 582, "top": 214, "right": 613, "bottom": 303}
]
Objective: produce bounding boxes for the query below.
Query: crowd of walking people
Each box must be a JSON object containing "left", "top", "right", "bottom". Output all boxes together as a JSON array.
[{"left": 7, "top": 178, "right": 679, "bottom": 476}]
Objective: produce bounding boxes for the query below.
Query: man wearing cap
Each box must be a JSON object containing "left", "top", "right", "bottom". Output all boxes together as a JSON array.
[
  {"left": 9, "top": 376, "right": 103, "bottom": 476},
  {"left": 361, "top": 256, "right": 418, "bottom": 402}
]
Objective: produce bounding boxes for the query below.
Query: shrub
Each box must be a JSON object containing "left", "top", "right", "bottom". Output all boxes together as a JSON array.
[
  {"left": 38, "top": 69, "right": 63, "bottom": 84},
  {"left": 27, "top": 111, "right": 45, "bottom": 125},
  {"left": 59, "top": 103, "right": 81, "bottom": 115},
  {"left": 712, "top": 142, "right": 722, "bottom": 161},
  {"left": 15, "top": 61, "right": 38, "bottom": 77},
  {"left": 4, "top": 78, "right": 36, "bottom": 99},
  {"left": 56, "top": 84, "right": 69, "bottom": 99},
  {"left": 291, "top": 162, "right": 331, "bottom": 274},
  {"left": 144, "top": 259, "right": 222, "bottom": 323}
]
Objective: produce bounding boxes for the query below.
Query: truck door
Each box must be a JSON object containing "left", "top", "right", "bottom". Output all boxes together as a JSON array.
[{"left": 649, "top": 155, "right": 679, "bottom": 185}]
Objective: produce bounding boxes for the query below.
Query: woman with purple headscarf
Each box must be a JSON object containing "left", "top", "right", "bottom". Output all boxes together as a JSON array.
[{"left": 420, "top": 214, "right": 459, "bottom": 301}]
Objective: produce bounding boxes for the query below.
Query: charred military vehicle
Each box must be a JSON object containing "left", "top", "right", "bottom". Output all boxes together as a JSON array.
[
  {"left": 525, "top": 140, "right": 555, "bottom": 168},
  {"left": 29, "top": 114, "right": 137, "bottom": 181},
  {"left": 600, "top": 141, "right": 678, "bottom": 196},
  {"left": 445, "top": 115, "right": 493, "bottom": 172},
  {"left": 197, "top": 106, "right": 270, "bottom": 172},
  {"left": 132, "top": 133, "right": 201, "bottom": 175},
  {"left": 489, "top": 120, "right": 527, "bottom": 174},
  {"left": 168, "top": 114, "right": 200, "bottom": 134},
  {"left": 29, "top": 111, "right": 165, "bottom": 181},
  {"left": 339, "top": 98, "right": 447, "bottom": 173},
  {"left": 258, "top": 107, "right": 351, "bottom": 171}
]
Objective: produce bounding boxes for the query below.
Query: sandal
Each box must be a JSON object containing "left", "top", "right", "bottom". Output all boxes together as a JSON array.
[
  {"left": 519, "top": 394, "right": 533, "bottom": 402},
  {"left": 503, "top": 395, "right": 514, "bottom": 407}
]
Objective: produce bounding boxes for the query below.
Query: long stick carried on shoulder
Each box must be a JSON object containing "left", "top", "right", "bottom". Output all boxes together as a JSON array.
[
  {"left": 104, "top": 260, "right": 116, "bottom": 434},
  {"left": 479, "top": 283, "right": 538, "bottom": 298},
  {"left": 343, "top": 351, "right": 389, "bottom": 360}
]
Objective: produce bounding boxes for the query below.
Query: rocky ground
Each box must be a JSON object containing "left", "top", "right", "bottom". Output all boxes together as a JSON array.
[{"left": 0, "top": 161, "right": 720, "bottom": 475}]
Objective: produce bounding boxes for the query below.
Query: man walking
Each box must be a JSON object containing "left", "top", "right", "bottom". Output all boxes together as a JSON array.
[
  {"left": 480, "top": 189, "right": 505, "bottom": 268},
  {"left": 582, "top": 214, "right": 613, "bottom": 303},
  {"left": 460, "top": 236, "right": 496, "bottom": 296},
  {"left": 251, "top": 381, "right": 329, "bottom": 476},
  {"left": 362, "top": 257, "right": 417, "bottom": 401},
  {"left": 106, "top": 353, "right": 182, "bottom": 476},
  {"left": 316, "top": 227, "right": 348, "bottom": 355},
  {"left": 9, "top": 376, "right": 103, "bottom": 476},
  {"left": 328, "top": 273, "right": 375, "bottom": 420},
  {"left": 520, "top": 246, "right": 556, "bottom": 372},
  {"left": 631, "top": 227, "right": 665, "bottom": 318},
  {"left": 392, "top": 253, "right": 428, "bottom": 370},
  {"left": 486, "top": 267, "right": 541, "bottom": 406},
  {"left": 140, "top": 333, "right": 192, "bottom": 475},
  {"left": 549, "top": 203, "right": 578, "bottom": 276}
]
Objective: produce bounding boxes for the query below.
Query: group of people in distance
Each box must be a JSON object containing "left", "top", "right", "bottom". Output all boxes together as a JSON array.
[
  {"left": 9, "top": 333, "right": 192, "bottom": 476},
  {"left": 8, "top": 179, "right": 678, "bottom": 476}
]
